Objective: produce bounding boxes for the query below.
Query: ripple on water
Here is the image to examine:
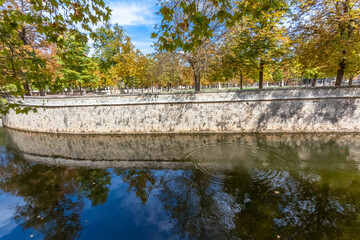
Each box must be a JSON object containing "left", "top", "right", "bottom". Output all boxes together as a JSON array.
[{"left": 185, "top": 138, "right": 290, "bottom": 187}]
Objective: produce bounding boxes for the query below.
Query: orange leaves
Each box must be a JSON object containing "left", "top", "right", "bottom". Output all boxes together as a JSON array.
[
  {"left": 50, "top": 22, "right": 58, "bottom": 28},
  {"left": 179, "top": 20, "right": 190, "bottom": 32},
  {"left": 71, "top": 2, "right": 79, "bottom": 10},
  {"left": 179, "top": 22, "right": 187, "bottom": 31}
]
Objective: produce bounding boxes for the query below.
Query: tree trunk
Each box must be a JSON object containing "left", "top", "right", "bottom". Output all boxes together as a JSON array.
[
  {"left": 23, "top": 83, "right": 31, "bottom": 96},
  {"left": 240, "top": 74, "right": 243, "bottom": 90},
  {"left": 19, "top": 26, "right": 32, "bottom": 96},
  {"left": 312, "top": 73, "right": 317, "bottom": 87},
  {"left": 69, "top": 83, "right": 74, "bottom": 94},
  {"left": 335, "top": 0, "right": 351, "bottom": 87},
  {"left": 349, "top": 76, "right": 353, "bottom": 86},
  {"left": 79, "top": 83, "right": 82, "bottom": 95},
  {"left": 40, "top": 89, "right": 46, "bottom": 96},
  {"left": 335, "top": 60, "right": 346, "bottom": 86},
  {"left": 259, "top": 61, "right": 264, "bottom": 89},
  {"left": 190, "top": 61, "right": 201, "bottom": 92},
  {"left": 131, "top": 77, "right": 134, "bottom": 94},
  {"left": 194, "top": 69, "right": 201, "bottom": 91},
  {"left": 125, "top": 82, "right": 129, "bottom": 94}
]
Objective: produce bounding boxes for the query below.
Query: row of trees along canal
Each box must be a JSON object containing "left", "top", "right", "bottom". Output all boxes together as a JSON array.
[{"left": 0, "top": 0, "right": 359, "bottom": 104}]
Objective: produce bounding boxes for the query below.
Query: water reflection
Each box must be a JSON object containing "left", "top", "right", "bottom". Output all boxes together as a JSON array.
[
  {"left": 0, "top": 128, "right": 360, "bottom": 239},
  {"left": 0, "top": 150, "right": 111, "bottom": 239}
]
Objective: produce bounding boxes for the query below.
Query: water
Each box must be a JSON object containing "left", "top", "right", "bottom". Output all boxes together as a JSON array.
[{"left": 0, "top": 128, "right": 360, "bottom": 240}]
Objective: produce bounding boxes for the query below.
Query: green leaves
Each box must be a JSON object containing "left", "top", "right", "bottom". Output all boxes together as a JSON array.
[
  {"left": 154, "top": 0, "right": 230, "bottom": 53},
  {"left": 57, "top": 31, "right": 99, "bottom": 89},
  {"left": 93, "top": 23, "right": 126, "bottom": 72},
  {"left": 0, "top": 0, "right": 111, "bottom": 110},
  {"left": 153, "top": 0, "right": 233, "bottom": 91},
  {"left": 290, "top": 0, "right": 360, "bottom": 81},
  {"left": 92, "top": 24, "right": 150, "bottom": 89},
  {"left": 151, "top": 32, "right": 158, "bottom": 39}
]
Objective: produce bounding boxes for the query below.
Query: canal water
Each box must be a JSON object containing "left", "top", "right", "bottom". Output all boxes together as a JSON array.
[{"left": 0, "top": 128, "right": 359, "bottom": 240}]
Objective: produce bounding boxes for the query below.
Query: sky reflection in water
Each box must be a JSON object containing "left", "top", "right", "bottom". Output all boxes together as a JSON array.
[{"left": 0, "top": 128, "right": 360, "bottom": 240}]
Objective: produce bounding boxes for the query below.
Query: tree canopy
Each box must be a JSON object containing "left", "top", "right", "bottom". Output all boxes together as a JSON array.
[
  {"left": 1, "top": 0, "right": 359, "bottom": 102},
  {"left": 0, "top": 0, "right": 110, "bottom": 112}
]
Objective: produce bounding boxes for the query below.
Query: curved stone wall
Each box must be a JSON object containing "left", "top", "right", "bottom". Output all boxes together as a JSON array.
[
  {"left": 3, "top": 86, "right": 360, "bottom": 133},
  {"left": 4, "top": 128, "right": 360, "bottom": 169}
]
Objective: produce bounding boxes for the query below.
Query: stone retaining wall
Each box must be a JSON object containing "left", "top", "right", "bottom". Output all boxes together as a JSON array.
[
  {"left": 3, "top": 86, "right": 360, "bottom": 133},
  {"left": 4, "top": 128, "right": 360, "bottom": 169}
]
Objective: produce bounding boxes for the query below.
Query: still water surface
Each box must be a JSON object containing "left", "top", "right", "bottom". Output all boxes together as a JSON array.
[{"left": 0, "top": 128, "right": 360, "bottom": 240}]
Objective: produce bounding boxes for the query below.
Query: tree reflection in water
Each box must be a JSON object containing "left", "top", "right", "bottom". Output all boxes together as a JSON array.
[
  {"left": 119, "top": 136, "right": 360, "bottom": 239},
  {"left": 0, "top": 130, "right": 360, "bottom": 239},
  {"left": 115, "top": 169, "right": 156, "bottom": 205},
  {"left": 0, "top": 149, "right": 111, "bottom": 240}
]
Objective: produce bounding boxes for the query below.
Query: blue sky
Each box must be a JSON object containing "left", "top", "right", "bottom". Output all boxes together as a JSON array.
[{"left": 103, "top": 0, "right": 161, "bottom": 54}]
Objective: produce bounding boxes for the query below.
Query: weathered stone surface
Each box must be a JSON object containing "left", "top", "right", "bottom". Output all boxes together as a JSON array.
[
  {"left": 5, "top": 128, "right": 360, "bottom": 169},
  {"left": 3, "top": 86, "right": 360, "bottom": 133}
]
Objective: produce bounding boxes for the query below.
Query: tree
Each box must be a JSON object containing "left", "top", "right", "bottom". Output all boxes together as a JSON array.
[
  {"left": 115, "top": 169, "right": 156, "bottom": 205},
  {"left": 34, "top": 43, "right": 61, "bottom": 95},
  {"left": 231, "top": 0, "right": 290, "bottom": 89},
  {"left": 57, "top": 32, "right": 100, "bottom": 94},
  {"left": 93, "top": 23, "right": 126, "bottom": 73},
  {"left": 206, "top": 30, "right": 259, "bottom": 89},
  {"left": 155, "top": 52, "right": 183, "bottom": 90},
  {"left": 0, "top": 0, "right": 110, "bottom": 111},
  {"left": 291, "top": 0, "right": 360, "bottom": 86},
  {"left": 0, "top": 150, "right": 112, "bottom": 239},
  {"left": 93, "top": 24, "right": 149, "bottom": 93},
  {"left": 207, "top": 52, "right": 239, "bottom": 88},
  {"left": 109, "top": 37, "right": 141, "bottom": 93},
  {"left": 93, "top": 23, "right": 127, "bottom": 91},
  {"left": 292, "top": 36, "right": 325, "bottom": 87},
  {"left": 346, "top": 52, "right": 360, "bottom": 85},
  {"left": 153, "top": 0, "right": 232, "bottom": 91}
]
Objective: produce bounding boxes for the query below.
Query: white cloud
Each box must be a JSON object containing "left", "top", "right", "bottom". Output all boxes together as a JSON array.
[
  {"left": 85, "top": 0, "right": 160, "bottom": 55},
  {"left": 108, "top": 0, "right": 158, "bottom": 26},
  {"left": 132, "top": 41, "right": 153, "bottom": 47},
  {"left": 132, "top": 41, "right": 155, "bottom": 53}
]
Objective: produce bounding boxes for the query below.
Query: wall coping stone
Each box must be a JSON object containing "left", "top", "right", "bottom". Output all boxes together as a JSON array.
[{"left": 7, "top": 86, "right": 360, "bottom": 107}]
